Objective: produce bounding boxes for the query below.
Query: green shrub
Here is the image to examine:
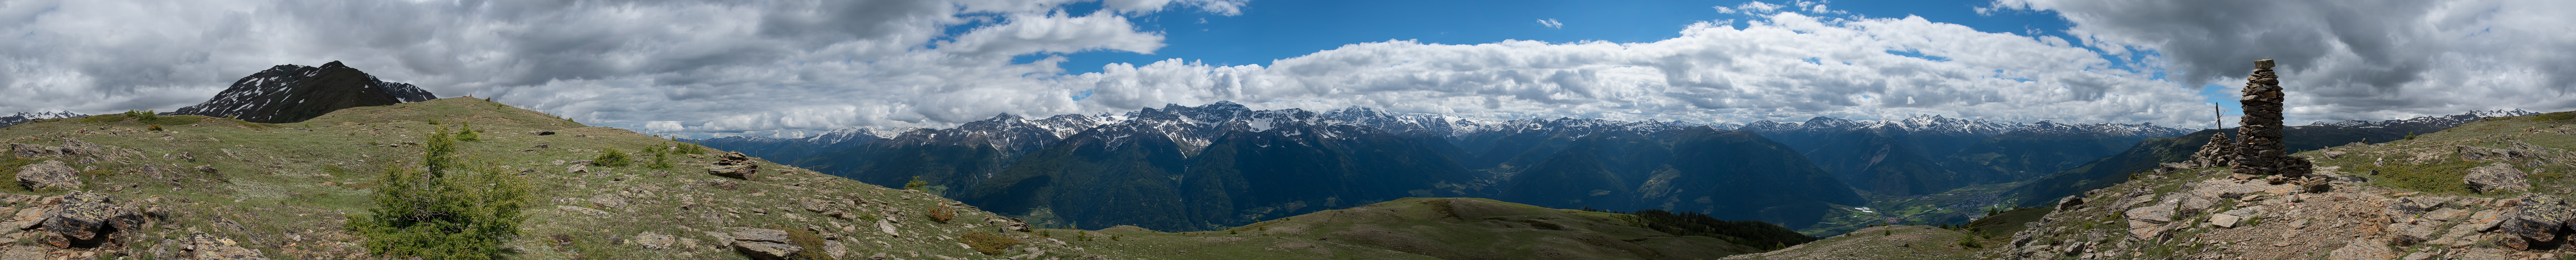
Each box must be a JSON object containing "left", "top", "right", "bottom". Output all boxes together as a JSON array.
[
  {"left": 647, "top": 151, "right": 673, "bottom": 170},
  {"left": 905, "top": 176, "right": 928, "bottom": 191},
  {"left": 673, "top": 142, "right": 707, "bottom": 154},
  {"left": 1956, "top": 235, "right": 1983, "bottom": 249},
  {"left": 592, "top": 148, "right": 630, "bottom": 167},
  {"left": 961, "top": 232, "right": 1022, "bottom": 255},
  {"left": 347, "top": 127, "right": 533, "bottom": 259},
  {"left": 454, "top": 121, "right": 480, "bottom": 141}
]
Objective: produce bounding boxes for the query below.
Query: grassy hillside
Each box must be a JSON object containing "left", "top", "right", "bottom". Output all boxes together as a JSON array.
[
  {"left": 1058, "top": 197, "right": 1779, "bottom": 260},
  {"left": 0, "top": 98, "right": 1087, "bottom": 259}
]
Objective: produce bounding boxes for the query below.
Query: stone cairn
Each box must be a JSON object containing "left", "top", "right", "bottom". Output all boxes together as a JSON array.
[
  {"left": 2189, "top": 103, "right": 2237, "bottom": 168},
  {"left": 2190, "top": 131, "right": 2236, "bottom": 168},
  {"left": 2228, "top": 59, "right": 2316, "bottom": 182}
]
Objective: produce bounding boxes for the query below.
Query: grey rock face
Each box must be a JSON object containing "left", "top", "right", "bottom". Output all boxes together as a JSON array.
[
  {"left": 14, "top": 160, "right": 78, "bottom": 190},
  {"left": 2462, "top": 163, "right": 2530, "bottom": 193}
]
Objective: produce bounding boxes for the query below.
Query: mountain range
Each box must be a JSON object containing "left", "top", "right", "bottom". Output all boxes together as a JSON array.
[
  {"left": 689, "top": 102, "right": 2228, "bottom": 232},
  {"left": 0, "top": 111, "right": 86, "bottom": 129}
]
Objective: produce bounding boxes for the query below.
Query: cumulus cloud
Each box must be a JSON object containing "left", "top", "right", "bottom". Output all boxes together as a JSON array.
[
  {"left": 0, "top": 0, "right": 1216, "bottom": 137},
  {"left": 4, "top": 0, "right": 2560, "bottom": 138},
  {"left": 1537, "top": 19, "right": 1563, "bottom": 29},
  {"left": 1715, "top": 2, "right": 1787, "bottom": 14},
  {"left": 1990, "top": 0, "right": 2576, "bottom": 121},
  {"left": 1062, "top": 11, "right": 2208, "bottom": 127}
]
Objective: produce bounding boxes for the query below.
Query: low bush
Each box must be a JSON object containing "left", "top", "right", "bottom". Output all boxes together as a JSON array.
[
  {"left": 647, "top": 151, "right": 673, "bottom": 170},
  {"left": 454, "top": 121, "right": 480, "bottom": 141},
  {"left": 347, "top": 127, "right": 533, "bottom": 259},
  {"left": 673, "top": 142, "right": 707, "bottom": 154},
  {"left": 592, "top": 148, "right": 630, "bottom": 167},
  {"left": 927, "top": 204, "right": 956, "bottom": 223},
  {"left": 961, "top": 232, "right": 1022, "bottom": 255}
]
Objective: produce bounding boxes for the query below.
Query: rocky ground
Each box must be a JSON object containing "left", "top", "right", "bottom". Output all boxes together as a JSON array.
[
  {"left": 1993, "top": 114, "right": 2576, "bottom": 259},
  {"left": 1, "top": 98, "right": 1093, "bottom": 259},
  {"left": 1720, "top": 225, "right": 1981, "bottom": 260}
]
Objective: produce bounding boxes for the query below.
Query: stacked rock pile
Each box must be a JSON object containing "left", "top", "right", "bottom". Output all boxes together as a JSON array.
[{"left": 2229, "top": 59, "right": 2315, "bottom": 180}]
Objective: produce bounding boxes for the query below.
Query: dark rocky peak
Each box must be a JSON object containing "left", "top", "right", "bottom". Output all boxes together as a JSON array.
[{"left": 166, "top": 61, "right": 436, "bottom": 123}]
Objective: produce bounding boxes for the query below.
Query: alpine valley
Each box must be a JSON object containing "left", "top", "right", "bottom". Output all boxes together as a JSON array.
[{"left": 690, "top": 101, "right": 2539, "bottom": 238}]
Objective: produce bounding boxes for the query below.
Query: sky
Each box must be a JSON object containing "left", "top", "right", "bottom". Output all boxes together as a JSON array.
[{"left": 1, "top": 0, "right": 2571, "bottom": 138}]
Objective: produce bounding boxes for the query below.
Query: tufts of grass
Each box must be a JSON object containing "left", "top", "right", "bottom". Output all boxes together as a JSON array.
[
  {"left": 2356, "top": 160, "right": 2484, "bottom": 194},
  {"left": 0, "top": 155, "right": 35, "bottom": 192},
  {"left": 785, "top": 226, "right": 833, "bottom": 260},
  {"left": 962, "top": 231, "right": 1022, "bottom": 255},
  {"left": 2533, "top": 112, "right": 2576, "bottom": 121}
]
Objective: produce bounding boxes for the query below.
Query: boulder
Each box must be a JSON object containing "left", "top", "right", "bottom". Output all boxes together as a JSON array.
[
  {"left": 182, "top": 232, "right": 269, "bottom": 259},
  {"left": 2209, "top": 214, "right": 2244, "bottom": 228},
  {"left": 2495, "top": 194, "right": 2573, "bottom": 250},
  {"left": 730, "top": 228, "right": 801, "bottom": 260},
  {"left": 2462, "top": 163, "right": 2529, "bottom": 193},
  {"left": 636, "top": 231, "right": 676, "bottom": 250},
  {"left": 2055, "top": 196, "right": 2084, "bottom": 211},
  {"left": 39, "top": 191, "right": 146, "bottom": 248},
  {"left": 14, "top": 160, "right": 79, "bottom": 190},
  {"left": 2326, "top": 239, "right": 2395, "bottom": 260},
  {"left": 708, "top": 152, "right": 759, "bottom": 179},
  {"left": 877, "top": 218, "right": 899, "bottom": 237}
]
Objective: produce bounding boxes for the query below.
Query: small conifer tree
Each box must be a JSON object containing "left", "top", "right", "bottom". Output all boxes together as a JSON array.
[
  {"left": 593, "top": 148, "right": 631, "bottom": 167},
  {"left": 455, "top": 121, "right": 481, "bottom": 141}
]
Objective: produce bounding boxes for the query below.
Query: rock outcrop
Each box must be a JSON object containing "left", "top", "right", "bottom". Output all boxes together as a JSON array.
[
  {"left": 2463, "top": 162, "right": 2531, "bottom": 194},
  {"left": 728, "top": 228, "right": 802, "bottom": 259},
  {"left": 36, "top": 191, "right": 147, "bottom": 249},
  {"left": 2496, "top": 194, "right": 2573, "bottom": 250},
  {"left": 708, "top": 151, "right": 759, "bottom": 179},
  {"left": 2230, "top": 59, "right": 2314, "bottom": 178},
  {"left": 13, "top": 160, "right": 78, "bottom": 190}
]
